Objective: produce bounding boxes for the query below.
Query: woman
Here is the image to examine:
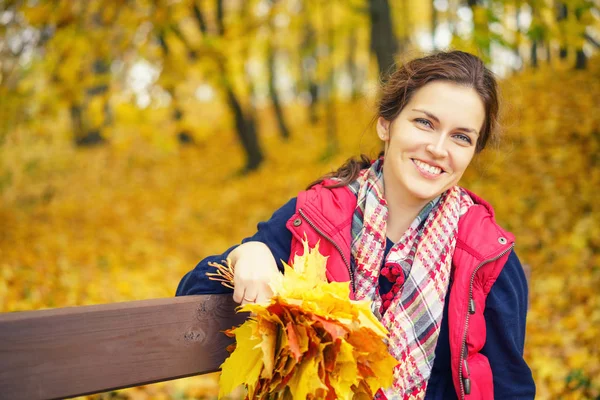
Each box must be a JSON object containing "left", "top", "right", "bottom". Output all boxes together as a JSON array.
[{"left": 177, "top": 51, "right": 535, "bottom": 399}]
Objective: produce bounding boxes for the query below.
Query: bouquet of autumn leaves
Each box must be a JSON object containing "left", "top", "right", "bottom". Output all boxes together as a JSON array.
[{"left": 207, "top": 240, "right": 397, "bottom": 399}]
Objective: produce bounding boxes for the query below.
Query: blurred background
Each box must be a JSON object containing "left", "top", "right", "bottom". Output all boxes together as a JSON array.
[{"left": 0, "top": 0, "right": 599, "bottom": 398}]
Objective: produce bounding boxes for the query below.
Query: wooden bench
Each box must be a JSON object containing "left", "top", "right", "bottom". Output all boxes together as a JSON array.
[
  {"left": 0, "top": 295, "right": 246, "bottom": 400},
  {"left": 0, "top": 266, "right": 533, "bottom": 400}
]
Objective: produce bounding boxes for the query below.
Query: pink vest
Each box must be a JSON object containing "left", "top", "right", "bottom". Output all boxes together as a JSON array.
[{"left": 285, "top": 182, "right": 514, "bottom": 399}]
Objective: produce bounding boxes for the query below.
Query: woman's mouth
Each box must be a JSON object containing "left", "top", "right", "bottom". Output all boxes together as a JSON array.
[{"left": 412, "top": 159, "right": 444, "bottom": 177}]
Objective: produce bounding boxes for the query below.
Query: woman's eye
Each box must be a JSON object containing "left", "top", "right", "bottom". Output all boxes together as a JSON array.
[
  {"left": 454, "top": 133, "right": 472, "bottom": 144},
  {"left": 415, "top": 118, "right": 433, "bottom": 128}
]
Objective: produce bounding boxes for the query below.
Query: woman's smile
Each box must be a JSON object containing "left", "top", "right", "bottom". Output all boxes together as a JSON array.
[{"left": 411, "top": 158, "right": 445, "bottom": 177}]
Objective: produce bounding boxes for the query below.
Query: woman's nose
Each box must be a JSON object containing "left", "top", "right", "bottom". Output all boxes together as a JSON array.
[{"left": 426, "top": 137, "right": 449, "bottom": 158}]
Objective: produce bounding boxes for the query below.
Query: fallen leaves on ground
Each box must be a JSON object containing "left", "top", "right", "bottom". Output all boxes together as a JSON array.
[{"left": 2, "top": 59, "right": 599, "bottom": 399}]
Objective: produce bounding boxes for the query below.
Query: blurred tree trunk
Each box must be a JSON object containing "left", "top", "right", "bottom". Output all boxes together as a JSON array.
[
  {"left": 574, "top": 5, "right": 587, "bottom": 70},
  {"left": 300, "top": 8, "right": 319, "bottom": 125},
  {"left": 171, "top": 96, "right": 193, "bottom": 144},
  {"left": 369, "top": 0, "right": 398, "bottom": 78},
  {"left": 531, "top": 40, "right": 538, "bottom": 68},
  {"left": 514, "top": 0, "right": 522, "bottom": 65},
  {"left": 468, "top": 0, "right": 491, "bottom": 60},
  {"left": 556, "top": 2, "right": 568, "bottom": 59},
  {"left": 347, "top": 31, "right": 361, "bottom": 100},
  {"left": 267, "top": 44, "right": 290, "bottom": 140},
  {"left": 73, "top": 9, "right": 113, "bottom": 147},
  {"left": 72, "top": 93, "right": 108, "bottom": 147},
  {"left": 189, "top": 0, "right": 263, "bottom": 171},
  {"left": 156, "top": 29, "right": 194, "bottom": 145},
  {"left": 216, "top": 0, "right": 225, "bottom": 36},
  {"left": 238, "top": 0, "right": 262, "bottom": 144},
  {"left": 267, "top": 1, "right": 290, "bottom": 140},
  {"left": 575, "top": 49, "right": 586, "bottom": 69},
  {"left": 215, "top": 0, "right": 263, "bottom": 171},
  {"left": 70, "top": 103, "right": 91, "bottom": 146},
  {"left": 527, "top": 1, "right": 539, "bottom": 68},
  {"left": 555, "top": 1, "right": 587, "bottom": 69},
  {"left": 530, "top": 39, "right": 538, "bottom": 68},
  {"left": 224, "top": 81, "right": 263, "bottom": 171},
  {"left": 526, "top": 0, "right": 551, "bottom": 68}
]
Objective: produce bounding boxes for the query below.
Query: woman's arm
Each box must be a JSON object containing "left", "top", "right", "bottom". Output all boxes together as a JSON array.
[
  {"left": 482, "top": 250, "right": 536, "bottom": 399},
  {"left": 175, "top": 198, "right": 297, "bottom": 299}
]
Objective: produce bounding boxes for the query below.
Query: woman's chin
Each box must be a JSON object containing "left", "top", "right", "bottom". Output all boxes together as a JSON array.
[{"left": 407, "top": 183, "right": 450, "bottom": 203}]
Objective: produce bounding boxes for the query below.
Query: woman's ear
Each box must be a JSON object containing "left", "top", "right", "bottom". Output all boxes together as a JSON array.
[{"left": 376, "top": 117, "right": 390, "bottom": 141}]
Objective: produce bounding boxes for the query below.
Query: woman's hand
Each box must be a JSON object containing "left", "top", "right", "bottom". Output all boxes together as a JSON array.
[{"left": 230, "top": 241, "right": 280, "bottom": 304}]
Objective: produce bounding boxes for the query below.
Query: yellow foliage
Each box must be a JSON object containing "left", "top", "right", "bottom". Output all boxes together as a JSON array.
[
  {"left": 1, "top": 55, "right": 600, "bottom": 399},
  {"left": 219, "top": 241, "right": 395, "bottom": 399},
  {"left": 218, "top": 322, "right": 264, "bottom": 398}
]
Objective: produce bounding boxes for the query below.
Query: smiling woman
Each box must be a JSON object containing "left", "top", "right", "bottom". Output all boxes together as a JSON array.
[
  {"left": 376, "top": 81, "right": 485, "bottom": 239},
  {"left": 176, "top": 51, "right": 535, "bottom": 400}
]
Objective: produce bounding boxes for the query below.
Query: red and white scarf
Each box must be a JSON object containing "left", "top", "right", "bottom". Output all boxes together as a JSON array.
[{"left": 349, "top": 158, "right": 473, "bottom": 399}]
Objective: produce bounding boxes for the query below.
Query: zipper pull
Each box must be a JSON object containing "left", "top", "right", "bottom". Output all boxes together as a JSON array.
[
  {"left": 462, "top": 347, "right": 471, "bottom": 396},
  {"left": 463, "top": 377, "right": 471, "bottom": 395},
  {"left": 469, "top": 298, "right": 476, "bottom": 314}
]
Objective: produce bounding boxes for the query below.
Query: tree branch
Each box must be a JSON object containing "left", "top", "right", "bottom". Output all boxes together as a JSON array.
[
  {"left": 192, "top": 1, "right": 208, "bottom": 35},
  {"left": 584, "top": 32, "right": 600, "bottom": 49}
]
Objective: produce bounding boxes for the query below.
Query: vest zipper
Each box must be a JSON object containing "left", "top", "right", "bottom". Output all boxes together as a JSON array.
[
  {"left": 458, "top": 243, "right": 514, "bottom": 399},
  {"left": 297, "top": 208, "right": 356, "bottom": 294}
]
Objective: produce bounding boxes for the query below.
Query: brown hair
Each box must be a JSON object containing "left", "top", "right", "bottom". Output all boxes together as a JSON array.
[{"left": 310, "top": 50, "right": 500, "bottom": 189}]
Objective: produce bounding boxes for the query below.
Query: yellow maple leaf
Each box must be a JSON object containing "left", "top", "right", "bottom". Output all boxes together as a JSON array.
[
  {"left": 269, "top": 239, "right": 328, "bottom": 297},
  {"left": 286, "top": 353, "right": 327, "bottom": 400},
  {"left": 329, "top": 340, "right": 360, "bottom": 400},
  {"left": 255, "top": 317, "right": 278, "bottom": 379},
  {"left": 218, "top": 321, "right": 264, "bottom": 398}
]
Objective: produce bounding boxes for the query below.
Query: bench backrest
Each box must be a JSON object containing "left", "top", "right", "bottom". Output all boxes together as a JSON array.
[{"left": 0, "top": 294, "right": 245, "bottom": 400}]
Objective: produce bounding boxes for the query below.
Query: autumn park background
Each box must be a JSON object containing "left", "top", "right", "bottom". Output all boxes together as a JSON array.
[{"left": 1, "top": 0, "right": 599, "bottom": 398}]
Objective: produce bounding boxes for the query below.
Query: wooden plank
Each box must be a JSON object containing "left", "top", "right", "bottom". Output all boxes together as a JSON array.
[{"left": 0, "top": 294, "right": 247, "bottom": 400}]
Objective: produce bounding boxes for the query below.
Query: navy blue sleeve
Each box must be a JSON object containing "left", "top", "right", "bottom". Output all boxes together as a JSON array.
[
  {"left": 176, "top": 198, "right": 297, "bottom": 296},
  {"left": 481, "top": 250, "right": 536, "bottom": 399}
]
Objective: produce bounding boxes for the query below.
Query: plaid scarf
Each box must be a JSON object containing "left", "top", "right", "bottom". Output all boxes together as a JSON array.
[{"left": 348, "top": 158, "right": 473, "bottom": 399}]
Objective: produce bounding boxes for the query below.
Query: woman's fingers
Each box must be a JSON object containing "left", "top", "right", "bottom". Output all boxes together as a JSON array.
[
  {"left": 256, "top": 285, "right": 273, "bottom": 303},
  {"left": 232, "top": 282, "right": 245, "bottom": 304},
  {"left": 229, "top": 241, "right": 280, "bottom": 304},
  {"left": 233, "top": 277, "right": 275, "bottom": 305},
  {"left": 236, "top": 280, "right": 275, "bottom": 305},
  {"left": 241, "top": 285, "right": 258, "bottom": 305},
  {"left": 232, "top": 264, "right": 250, "bottom": 303},
  {"left": 233, "top": 270, "right": 268, "bottom": 304}
]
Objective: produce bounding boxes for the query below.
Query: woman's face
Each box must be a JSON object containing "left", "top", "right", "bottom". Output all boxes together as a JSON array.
[{"left": 377, "top": 80, "right": 485, "bottom": 206}]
